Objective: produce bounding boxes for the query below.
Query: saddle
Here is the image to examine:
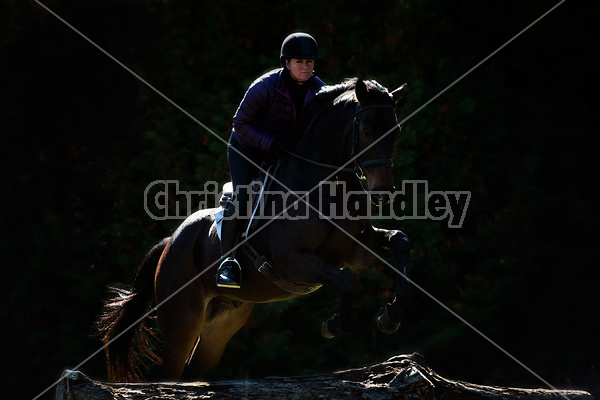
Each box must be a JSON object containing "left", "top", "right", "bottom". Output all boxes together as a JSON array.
[{"left": 214, "top": 169, "right": 321, "bottom": 295}]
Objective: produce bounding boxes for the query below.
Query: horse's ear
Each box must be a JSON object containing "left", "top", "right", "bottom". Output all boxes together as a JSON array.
[
  {"left": 391, "top": 83, "right": 408, "bottom": 103},
  {"left": 355, "top": 78, "right": 368, "bottom": 103}
]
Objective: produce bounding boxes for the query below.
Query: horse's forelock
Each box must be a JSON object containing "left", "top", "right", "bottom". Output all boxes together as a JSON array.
[{"left": 363, "top": 80, "right": 395, "bottom": 104}]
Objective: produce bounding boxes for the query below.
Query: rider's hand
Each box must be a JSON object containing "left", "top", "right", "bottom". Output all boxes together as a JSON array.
[{"left": 270, "top": 136, "right": 291, "bottom": 157}]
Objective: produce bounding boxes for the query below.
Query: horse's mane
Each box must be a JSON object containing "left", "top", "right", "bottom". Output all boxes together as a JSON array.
[
  {"left": 310, "top": 77, "right": 393, "bottom": 111},
  {"left": 313, "top": 78, "right": 357, "bottom": 105},
  {"left": 289, "top": 78, "right": 392, "bottom": 141},
  {"left": 310, "top": 77, "right": 357, "bottom": 111}
]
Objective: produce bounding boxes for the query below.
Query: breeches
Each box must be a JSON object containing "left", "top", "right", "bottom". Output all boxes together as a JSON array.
[{"left": 227, "top": 135, "right": 267, "bottom": 217}]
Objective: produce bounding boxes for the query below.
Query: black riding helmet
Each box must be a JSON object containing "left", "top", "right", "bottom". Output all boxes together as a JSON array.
[{"left": 280, "top": 32, "right": 320, "bottom": 67}]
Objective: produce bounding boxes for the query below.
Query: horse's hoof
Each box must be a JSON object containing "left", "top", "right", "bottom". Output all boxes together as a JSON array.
[
  {"left": 321, "top": 314, "right": 341, "bottom": 339},
  {"left": 376, "top": 304, "right": 401, "bottom": 334}
]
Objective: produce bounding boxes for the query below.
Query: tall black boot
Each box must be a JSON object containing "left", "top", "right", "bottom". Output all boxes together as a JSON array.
[{"left": 216, "top": 215, "right": 243, "bottom": 288}]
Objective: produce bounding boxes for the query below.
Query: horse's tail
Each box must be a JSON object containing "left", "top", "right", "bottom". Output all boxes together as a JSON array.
[{"left": 97, "top": 237, "right": 169, "bottom": 382}]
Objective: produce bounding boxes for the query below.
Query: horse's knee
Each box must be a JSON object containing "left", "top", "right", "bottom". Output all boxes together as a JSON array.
[
  {"left": 390, "top": 231, "right": 411, "bottom": 253},
  {"left": 377, "top": 229, "right": 410, "bottom": 255}
]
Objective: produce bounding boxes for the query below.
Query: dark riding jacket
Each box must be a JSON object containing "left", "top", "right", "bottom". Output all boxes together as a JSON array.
[{"left": 231, "top": 68, "right": 326, "bottom": 153}]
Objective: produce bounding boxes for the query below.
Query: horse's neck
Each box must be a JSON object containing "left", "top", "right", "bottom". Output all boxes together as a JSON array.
[{"left": 295, "top": 102, "right": 355, "bottom": 167}]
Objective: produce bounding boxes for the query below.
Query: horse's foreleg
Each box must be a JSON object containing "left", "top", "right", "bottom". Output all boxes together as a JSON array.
[
  {"left": 284, "top": 250, "right": 355, "bottom": 338},
  {"left": 375, "top": 229, "right": 412, "bottom": 334}
]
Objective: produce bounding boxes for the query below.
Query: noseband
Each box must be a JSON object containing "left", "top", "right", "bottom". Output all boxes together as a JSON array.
[{"left": 287, "top": 102, "right": 397, "bottom": 180}]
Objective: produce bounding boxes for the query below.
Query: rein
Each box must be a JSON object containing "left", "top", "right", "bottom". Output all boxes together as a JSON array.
[
  {"left": 287, "top": 102, "right": 396, "bottom": 180},
  {"left": 286, "top": 152, "right": 356, "bottom": 175}
]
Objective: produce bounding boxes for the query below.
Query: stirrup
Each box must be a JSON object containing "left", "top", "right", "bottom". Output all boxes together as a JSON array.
[{"left": 216, "top": 257, "right": 242, "bottom": 288}]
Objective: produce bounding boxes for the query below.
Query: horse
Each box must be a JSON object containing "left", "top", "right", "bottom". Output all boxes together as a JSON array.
[{"left": 98, "top": 77, "right": 411, "bottom": 382}]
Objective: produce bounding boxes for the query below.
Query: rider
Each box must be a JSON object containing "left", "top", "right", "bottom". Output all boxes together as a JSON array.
[{"left": 216, "top": 32, "right": 326, "bottom": 288}]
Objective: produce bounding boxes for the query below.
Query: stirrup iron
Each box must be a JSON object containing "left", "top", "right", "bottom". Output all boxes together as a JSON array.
[{"left": 216, "top": 257, "right": 242, "bottom": 289}]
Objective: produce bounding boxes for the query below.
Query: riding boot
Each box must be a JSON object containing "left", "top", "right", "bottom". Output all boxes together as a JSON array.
[{"left": 216, "top": 216, "right": 243, "bottom": 288}]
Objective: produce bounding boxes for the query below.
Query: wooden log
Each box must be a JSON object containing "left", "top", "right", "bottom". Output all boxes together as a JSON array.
[{"left": 56, "top": 353, "right": 593, "bottom": 400}]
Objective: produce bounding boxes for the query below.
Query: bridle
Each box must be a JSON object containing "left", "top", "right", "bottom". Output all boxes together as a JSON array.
[
  {"left": 288, "top": 102, "right": 397, "bottom": 180},
  {"left": 351, "top": 102, "right": 396, "bottom": 179}
]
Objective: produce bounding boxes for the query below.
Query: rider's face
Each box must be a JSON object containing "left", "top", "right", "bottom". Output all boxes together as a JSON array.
[{"left": 286, "top": 58, "right": 314, "bottom": 83}]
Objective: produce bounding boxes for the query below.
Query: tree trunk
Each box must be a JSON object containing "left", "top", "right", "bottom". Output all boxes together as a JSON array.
[{"left": 56, "top": 353, "right": 593, "bottom": 400}]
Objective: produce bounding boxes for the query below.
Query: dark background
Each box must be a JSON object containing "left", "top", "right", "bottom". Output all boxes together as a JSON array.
[{"left": 2, "top": 1, "right": 598, "bottom": 399}]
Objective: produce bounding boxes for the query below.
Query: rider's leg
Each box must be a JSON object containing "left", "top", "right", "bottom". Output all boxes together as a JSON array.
[
  {"left": 216, "top": 135, "right": 261, "bottom": 288},
  {"left": 216, "top": 200, "right": 243, "bottom": 288}
]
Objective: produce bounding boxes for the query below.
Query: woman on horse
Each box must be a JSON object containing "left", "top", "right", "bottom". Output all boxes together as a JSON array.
[{"left": 216, "top": 32, "right": 326, "bottom": 288}]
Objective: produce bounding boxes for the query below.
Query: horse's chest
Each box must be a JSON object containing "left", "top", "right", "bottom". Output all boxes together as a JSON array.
[{"left": 313, "top": 222, "right": 362, "bottom": 262}]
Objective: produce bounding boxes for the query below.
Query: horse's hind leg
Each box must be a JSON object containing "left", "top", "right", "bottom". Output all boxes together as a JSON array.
[
  {"left": 155, "top": 244, "right": 209, "bottom": 381},
  {"left": 181, "top": 300, "right": 254, "bottom": 380},
  {"left": 156, "top": 289, "right": 208, "bottom": 381}
]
